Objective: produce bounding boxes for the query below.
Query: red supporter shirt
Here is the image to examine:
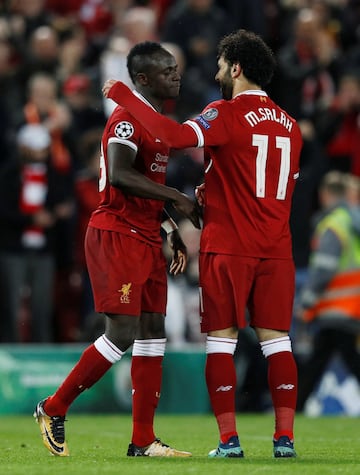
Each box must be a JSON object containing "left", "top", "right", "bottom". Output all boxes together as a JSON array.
[
  {"left": 186, "top": 91, "right": 303, "bottom": 258},
  {"left": 89, "top": 94, "right": 170, "bottom": 247}
]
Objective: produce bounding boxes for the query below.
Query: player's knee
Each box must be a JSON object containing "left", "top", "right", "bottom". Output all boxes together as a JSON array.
[
  {"left": 104, "top": 314, "right": 138, "bottom": 351},
  {"left": 255, "top": 327, "right": 288, "bottom": 342},
  {"left": 137, "top": 312, "right": 165, "bottom": 339}
]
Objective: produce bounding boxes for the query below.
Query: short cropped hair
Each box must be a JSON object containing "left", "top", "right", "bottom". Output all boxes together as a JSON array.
[
  {"left": 127, "top": 41, "right": 170, "bottom": 84},
  {"left": 218, "top": 29, "right": 276, "bottom": 88},
  {"left": 319, "top": 171, "right": 347, "bottom": 198}
]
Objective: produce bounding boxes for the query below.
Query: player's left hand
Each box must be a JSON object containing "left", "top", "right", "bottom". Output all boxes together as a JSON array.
[
  {"left": 195, "top": 183, "right": 205, "bottom": 207},
  {"left": 102, "top": 79, "right": 117, "bottom": 98},
  {"left": 167, "top": 230, "right": 188, "bottom": 275},
  {"left": 169, "top": 248, "right": 187, "bottom": 275}
]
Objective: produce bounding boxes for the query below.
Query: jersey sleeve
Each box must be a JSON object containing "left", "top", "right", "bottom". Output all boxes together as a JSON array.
[
  {"left": 186, "top": 101, "right": 231, "bottom": 147},
  {"left": 106, "top": 108, "right": 143, "bottom": 153},
  {"left": 108, "top": 81, "right": 199, "bottom": 149}
]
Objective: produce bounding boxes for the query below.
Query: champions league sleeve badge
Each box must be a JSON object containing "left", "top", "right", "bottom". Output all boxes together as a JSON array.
[
  {"left": 114, "top": 121, "right": 135, "bottom": 139},
  {"left": 202, "top": 108, "right": 218, "bottom": 121}
]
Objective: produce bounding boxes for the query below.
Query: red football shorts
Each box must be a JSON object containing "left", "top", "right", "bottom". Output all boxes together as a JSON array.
[
  {"left": 85, "top": 226, "right": 167, "bottom": 316},
  {"left": 199, "top": 253, "right": 295, "bottom": 333}
]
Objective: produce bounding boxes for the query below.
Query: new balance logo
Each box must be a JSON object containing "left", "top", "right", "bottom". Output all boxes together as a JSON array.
[
  {"left": 216, "top": 385, "right": 233, "bottom": 392},
  {"left": 276, "top": 384, "right": 295, "bottom": 390}
]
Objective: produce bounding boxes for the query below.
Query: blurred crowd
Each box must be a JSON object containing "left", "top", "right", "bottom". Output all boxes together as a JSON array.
[{"left": 0, "top": 0, "right": 359, "bottom": 394}]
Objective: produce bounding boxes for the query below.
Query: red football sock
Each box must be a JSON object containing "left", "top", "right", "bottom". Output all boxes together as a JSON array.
[
  {"left": 205, "top": 353, "right": 237, "bottom": 443},
  {"left": 131, "top": 355, "right": 163, "bottom": 447},
  {"left": 44, "top": 344, "right": 113, "bottom": 416},
  {"left": 267, "top": 351, "right": 297, "bottom": 440}
]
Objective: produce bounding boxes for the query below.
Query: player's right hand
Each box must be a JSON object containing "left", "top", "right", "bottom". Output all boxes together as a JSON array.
[
  {"left": 172, "top": 192, "right": 201, "bottom": 229},
  {"left": 102, "top": 79, "right": 117, "bottom": 98}
]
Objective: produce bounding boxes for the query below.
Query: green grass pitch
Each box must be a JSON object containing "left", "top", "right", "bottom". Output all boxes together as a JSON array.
[{"left": 1, "top": 413, "right": 359, "bottom": 474}]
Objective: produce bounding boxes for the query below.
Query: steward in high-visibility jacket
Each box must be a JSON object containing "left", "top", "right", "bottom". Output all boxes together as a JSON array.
[{"left": 300, "top": 200, "right": 360, "bottom": 331}]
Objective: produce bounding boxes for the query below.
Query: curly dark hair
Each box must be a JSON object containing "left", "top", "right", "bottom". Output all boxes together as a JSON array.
[
  {"left": 127, "top": 41, "right": 171, "bottom": 84},
  {"left": 218, "top": 29, "right": 276, "bottom": 88}
]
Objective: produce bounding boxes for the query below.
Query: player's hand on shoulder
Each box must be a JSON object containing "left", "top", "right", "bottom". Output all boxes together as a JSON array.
[{"left": 102, "top": 79, "right": 118, "bottom": 98}]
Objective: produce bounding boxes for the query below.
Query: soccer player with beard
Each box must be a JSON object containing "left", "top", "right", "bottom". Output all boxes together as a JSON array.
[
  {"left": 34, "top": 42, "right": 200, "bottom": 457},
  {"left": 103, "top": 29, "right": 303, "bottom": 458}
]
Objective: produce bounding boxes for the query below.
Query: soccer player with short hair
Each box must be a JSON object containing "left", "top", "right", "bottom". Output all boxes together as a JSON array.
[
  {"left": 34, "top": 41, "right": 200, "bottom": 457},
  {"left": 103, "top": 29, "right": 303, "bottom": 458}
]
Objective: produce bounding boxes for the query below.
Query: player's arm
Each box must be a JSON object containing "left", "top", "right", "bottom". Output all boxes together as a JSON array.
[
  {"left": 108, "top": 142, "right": 201, "bottom": 229},
  {"left": 103, "top": 80, "right": 199, "bottom": 149},
  {"left": 161, "top": 210, "right": 187, "bottom": 275}
]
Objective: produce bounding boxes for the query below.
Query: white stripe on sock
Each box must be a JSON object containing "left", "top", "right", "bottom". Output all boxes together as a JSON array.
[
  {"left": 206, "top": 336, "right": 237, "bottom": 355},
  {"left": 132, "top": 338, "right": 166, "bottom": 357},
  {"left": 260, "top": 336, "right": 292, "bottom": 358},
  {"left": 94, "top": 334, "right": 124, "bottom": 363}
]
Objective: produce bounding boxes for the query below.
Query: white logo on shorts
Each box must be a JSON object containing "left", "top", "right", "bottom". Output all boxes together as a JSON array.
[{"left": 276, "top": 384, "right": 295, "bottom": 390}]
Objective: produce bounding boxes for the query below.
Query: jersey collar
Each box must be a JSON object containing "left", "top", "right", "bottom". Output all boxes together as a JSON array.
[
  {"left": 234, "top": 90, "right": 268, "bottom": 99},
  {"left": 132, "top": 90, "right": 157, "bottom": 111}
]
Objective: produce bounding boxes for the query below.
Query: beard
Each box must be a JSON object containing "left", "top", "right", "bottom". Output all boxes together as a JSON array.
[{"left": 219, "top": 74, "right": 233, "bottom": 100}]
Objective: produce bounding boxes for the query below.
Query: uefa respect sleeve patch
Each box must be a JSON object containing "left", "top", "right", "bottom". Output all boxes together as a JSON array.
[{"left": 195, "top": 107, "right": 219, "bottom": 130}]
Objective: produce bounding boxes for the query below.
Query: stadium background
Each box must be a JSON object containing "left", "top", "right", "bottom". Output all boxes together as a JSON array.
[{"left": 0, "top": 1, "right": 359, "bottom": 418}]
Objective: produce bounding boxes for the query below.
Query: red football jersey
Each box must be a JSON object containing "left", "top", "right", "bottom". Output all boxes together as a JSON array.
[
  {"left": 186, "top": 90, "right": 303, "bottom": 258},
  {"left": 89, "top": 97, "right": 170, "bottom": 247}
]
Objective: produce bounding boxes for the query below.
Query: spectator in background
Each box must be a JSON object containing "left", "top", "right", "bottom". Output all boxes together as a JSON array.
[
  {"left": 0, "top": 124, "right": 74, "bottom": 342},
  {"left": 19, "top": 72, "right": 73, "bottom": 173},
  {"left": 297, "top": 171, "right": 360, "bottom": 412},
  {"left": 18, "top": 25, "right": 60, "bottom": 91},
  {"left": 345, "top": 172, "right": 360, "bottom": 208},
  {"left": 338, "top": 0, "right": 360, "bottom": 53},
  {"left": 160, "top": 0, "right": 230, "bottom": 115},
  {"left": 62, "top": 73, "right": 106, "bottom": 170},
  {"left": 215, "top": 0, "right": 268, "bottom": 41},
  {"left": 9, "top": 0, "right": 53, "bottom": 42},
  {"left": 275, "top": 7, "right": 339, "bottom": 121},
  {"left": 338, "top": 0, "right": 360, "bottom": 78},
  {"left": 100, "top": 5, "right": 159, "bottom": 117},
  {"left": 316, "top": 72, "right": 360, "bottom": 176},
  {"left": 56, "top": 25, "right": 89, "bottom": 82},
  {"left": 18, "top": 72, "right": 77, "bottom": 341},
  {"left": 46, "top": 0, "right": 123, "bottom": 71}
]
